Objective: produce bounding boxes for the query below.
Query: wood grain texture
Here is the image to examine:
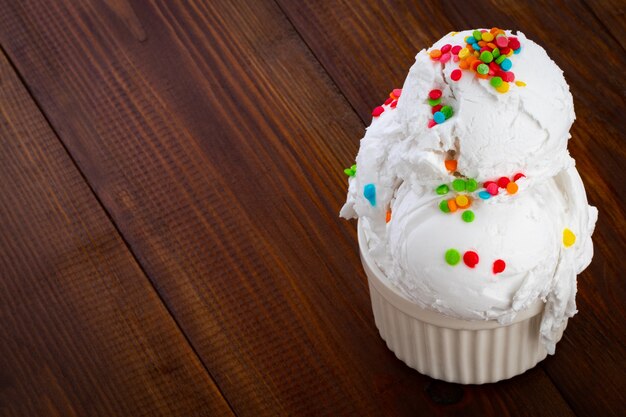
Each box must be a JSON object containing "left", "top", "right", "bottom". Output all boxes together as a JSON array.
[
  {"left": 583, "top": 0, "right": 626, "bottom": 50},
  {"left": 276, "top": 1, "right": 626, "bottom": 415},
  {"left": 0, "top": 43, "right": 234, "bottom": 416},
  {"left": 0, "top": 0, "right": 583, "bottom": 416}
]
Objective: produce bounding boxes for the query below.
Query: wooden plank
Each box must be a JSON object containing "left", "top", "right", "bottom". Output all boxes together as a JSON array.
[
  {"left": 582, "top": 0, "right": 626, "bottom": 50},
  {"left": 0, "top": 0, "right": 578, "bottom": 415},
  {"left": 276, "top": 0, "right": 626, "bottom": 415},
  {"left": 0, "top": 47, "right": 234, "bottom": 416}
]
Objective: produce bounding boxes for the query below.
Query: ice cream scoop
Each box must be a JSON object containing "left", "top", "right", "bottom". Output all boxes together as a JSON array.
[{"left": 341, "top": 29, "right": 597, "bottom": 354}]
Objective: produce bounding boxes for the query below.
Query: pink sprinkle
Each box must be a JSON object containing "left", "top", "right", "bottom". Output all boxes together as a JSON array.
[
  {"left": 427, "top": 119, "right": 436, "bottom": 128},
  {"left": 486, "top": 183, "right": 499, "bottom": 196},
  {"left": 384, "top": 97, "right": 393, "bottom": 105},
  {"left": 372, "top": 106, "right": 385, "bottom": 117},
  {"left": 451, "top": 69, "right": 462, "bottom": 81},
  {"left": 496, "top": 36, "right": 509, "bottom": 48},
  {"left": 453, "top": 55, "right": 460, "bottom": 62},
  {"left": 451, "top": 45, "right": 462, "bottom": 55},
  {"left": 390, "top": 100, "right": 398, "bottom": 108},
  {"left": 392, "top": 88, "right": 402, "bottom": 98},
  {"left": 439, "top": 52, "right": 451, "bottom": 63}
]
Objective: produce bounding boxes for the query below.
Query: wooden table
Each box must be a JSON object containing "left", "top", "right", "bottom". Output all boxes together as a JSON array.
[{"left": 0, "top": 1, "right": 624, "bottom": 416}]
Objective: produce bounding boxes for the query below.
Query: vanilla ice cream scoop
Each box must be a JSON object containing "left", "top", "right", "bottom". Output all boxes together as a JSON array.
[{"left": 341, "top": 29, "right": 597, "bottom": 354}]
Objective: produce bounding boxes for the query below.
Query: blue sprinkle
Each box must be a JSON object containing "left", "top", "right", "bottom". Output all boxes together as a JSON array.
[
  {"left": 364, "top": 183, "right": 376, "bottom": 206},
  {"left": 514, "top": 47, "right": 521, "bottom": 54},
  {"left": 478, "top": 190, "right": 491, "bottom": 200},
  {"left": 466, "top": 36, "right": 477, "bottom": 44},
  {"left": 500, "top": 58, "right": 512, "bottom": 71},
  {"left": 433, "top": 111, "right": 446, "bottom": 124},
  {"left": 472, "top": 43, "right": 481, "bottom": 51}
]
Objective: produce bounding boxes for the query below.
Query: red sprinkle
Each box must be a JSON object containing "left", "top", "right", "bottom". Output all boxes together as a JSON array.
[
  {"left": 497, "top": 177, "right": 511, "bottom": 188},
  {"left": 431, "top": 104, "right": 443, "bottom": 114},
  {"left": 451, "top": 45, "right": 462, "bottom": 55},
  {"left": 486, "top": 182, "right": 499, "bottom": 195},
  {"left": 392, "top": 88, "right": 403, "bottom": 98},
  {"left": 493, "top": 259, "right": 506, "bottom": 274},
  {"left": 508, "top": 38, "right": 521, "bottom": 50},
  {"left": 463, "top": 251, "right": 480, "bottom": 268},
  {"left": 429, "top": 89, "right": 442, "bottom": 100},
  {"left": 427, "top": 119, "right": 437, "bottom": 128},
  {"left": 441, "top": 44, "right": 452, "bottom": 53},
  {"left": 372, "top": 106, "right": 385, "bottom": 117},
  {"left": 390, "top": 100, "right": 398, "bottom": 108},
  {"left": 451, "top": 69, "right": 462, "bottom": 81},
  {"left": 513, "top": 172, "right": 526, "bottom": 182},
  {"left": 500, "top": 46, "right": 511, "bottom": 55},
  {"left": 384, "top": 97, "right": 393, "bottom": 105},
  {"left": 483, "top": 181, "right": 495, "bottom": 189}
]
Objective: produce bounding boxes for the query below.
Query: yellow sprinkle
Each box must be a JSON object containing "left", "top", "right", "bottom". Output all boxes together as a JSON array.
[
  {"left": 481, "top": 32, "right": 494, "bottom": 42},
  {"left": 563, "top": 228, "right": 576, "bottom": 247},
  {"left": 451, "top": 31, "right": 458, "bottom": 36},
  {"left": 507, "top": 49, "right": 514, "bottom": 57},
  {"left": 458, "top": 48, "right": 470, "bottom": 59},
  {"left": 455, "top": 194, "right": 470, "bottom": 208},
  {"left": 515, "top": 81, "right": 527, "bottom": 87},
  {"left": 496, "top": 82, "right": 510, "bottom": 94}
]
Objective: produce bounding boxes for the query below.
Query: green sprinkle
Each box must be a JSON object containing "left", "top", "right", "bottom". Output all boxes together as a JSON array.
[
  {"left": 477, "top": 63, "right": 489, "bottom": 75},
  {"left": 466, "top": 178, "right": 478, "bottom": 192},
  {"left": 452, "top": 179, "right": 466, "bottom": 192},
  {"left": 472, "top": 30, "right": 483, "bottom": 41},
  {"left": 428, "top": 97, "right": 441, "bottom": 106},
  {"left": 492, "top": 48, "right": 500, "bottom": 58},
  {"left": 490, "top": 76, "right": 503, "bottom": 88},
  {"left": 440, "top": 105, "right": 453, "bottom": 119},
  {"left": 439, "top": 200, "right": 450, "bottom": 213},
  {"left": 436, "top": 184, "right": 449, "bottom": 195},
  {"left": 343, "top": 164, "right": 357, "bottom": 177},
  {"left": 462, "top": 210, "right": 475, "bottom": 223},
  {"left": 445, "top": 249, "right": 461, "bottom": 266},
  {"left": 480, "top": 51, "right": 493, "bottom": 63},
  {"left": 495, "top": 55, "right": 506, "bottom": 64}
]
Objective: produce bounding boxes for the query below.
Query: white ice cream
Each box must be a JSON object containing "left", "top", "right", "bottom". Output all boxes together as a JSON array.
[{"left": 341, "top": 29, "right": 597, "bottom": 354}]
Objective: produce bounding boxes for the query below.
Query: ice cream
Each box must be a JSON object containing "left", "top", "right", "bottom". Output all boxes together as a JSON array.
[{"left": 341, "top": 29, "right": 597, "bottom": 354}]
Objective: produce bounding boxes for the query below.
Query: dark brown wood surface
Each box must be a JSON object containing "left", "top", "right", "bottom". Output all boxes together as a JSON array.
[{"left": 0, "top": 1, "right": 623, "bottom": 416}]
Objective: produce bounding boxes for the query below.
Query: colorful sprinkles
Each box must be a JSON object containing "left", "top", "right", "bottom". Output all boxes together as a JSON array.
[
  {"left": 429, "top": 27, "right": 525, "bottom": 93},
  {"left": 427, "top": 89, "right": 453, "bottom": 127},
  {"left": 371, "top": 88, "right": 403, "bottom": 118}
]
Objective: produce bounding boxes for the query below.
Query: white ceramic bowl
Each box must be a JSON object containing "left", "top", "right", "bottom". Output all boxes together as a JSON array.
[{"left": 358, "top": 220, "right": 567, "bottom": 384}]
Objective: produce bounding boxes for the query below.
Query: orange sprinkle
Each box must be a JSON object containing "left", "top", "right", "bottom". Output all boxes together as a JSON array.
[
  {"left": 477, "top": 73, "right": 489, "bottom": 79},
  {"left": 459, "top": 60, "right": 469, "bottom": 70},
  {"left": 455, "top": 195, "right": 471, "bottom": 209},
  {"left": 490, "top": 27, "right": 500, "bottom": 34},
  {"left": 487, "top": 42, "right": 497, "bottom": 49},
  {"left": 477, "top": 41, "right": 487, "bottom": 47},
  {"left": 444, "top": 159, "right": 458, "bottom": 172},
  {"left": 447, "top": 198, "right": 458, "bottom": 212},
  {"left": 430, "top": 49, "right": 442, "bottom": 59},
  {"left": 386, "top": 210, "right": 392, "bottom": 223},
  {"left": 470, "top": 60, "right": 482, "bottom": 72},
  {"left": 506, "top": 182, "right": 519, "bottom": 194}
]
